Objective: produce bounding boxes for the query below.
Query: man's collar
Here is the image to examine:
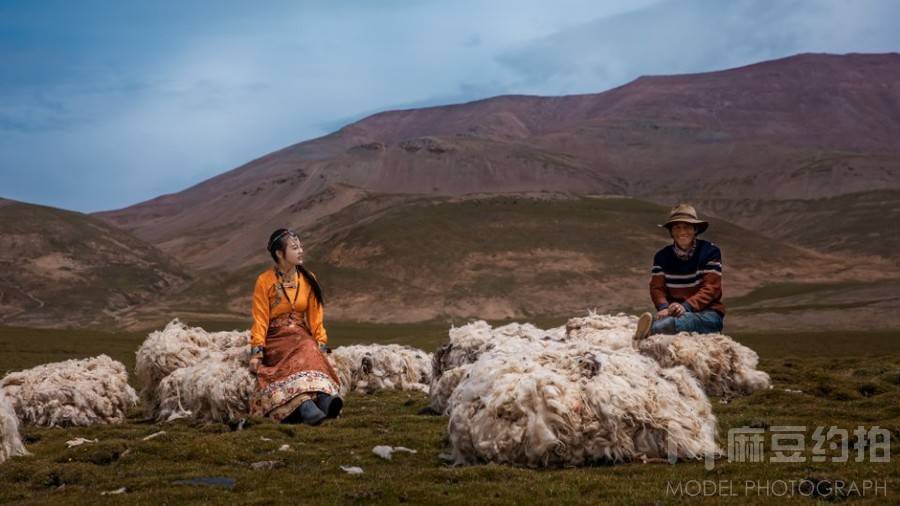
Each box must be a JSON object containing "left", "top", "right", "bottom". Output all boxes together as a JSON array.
[{"left": 673, "top": 239, "right": 697, "bottom": 259}]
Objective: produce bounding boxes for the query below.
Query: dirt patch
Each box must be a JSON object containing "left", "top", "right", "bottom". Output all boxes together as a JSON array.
[
  {"left": 325, "top": 243, "right": 385, "bottom": 268},
  {"left": 459, "top": 249, "right": 595, "bottom": 273},
  {"left": 27, "top": 253, "right": 87, "bottom": 282}
]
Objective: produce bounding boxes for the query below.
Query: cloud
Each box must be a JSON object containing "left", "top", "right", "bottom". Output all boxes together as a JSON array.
[
  {"left": 496, "top": 0, "right": 900, "bottom": 95},
  {"left": 1, "top": 0, "right": 898, "bottom": 212}
]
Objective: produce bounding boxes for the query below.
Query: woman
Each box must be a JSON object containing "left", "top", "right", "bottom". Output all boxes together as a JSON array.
[{"left": 248, "top": 228, "right": 343, "bottom": 425}]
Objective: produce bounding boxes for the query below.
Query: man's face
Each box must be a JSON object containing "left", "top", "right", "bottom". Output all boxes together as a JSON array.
[{"left": 670, "top": 222, "right": 697, "bottom": 249}]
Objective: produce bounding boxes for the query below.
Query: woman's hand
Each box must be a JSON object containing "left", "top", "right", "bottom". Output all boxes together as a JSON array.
[
  {"left": 668, "top": 302, "right": 686, "bottom": 316},
  {"left": 249, "top": 356, "right": 262, "bottom": 374},
  {"left": 657, "top": 308, "right": 671, "bottom": 318}
]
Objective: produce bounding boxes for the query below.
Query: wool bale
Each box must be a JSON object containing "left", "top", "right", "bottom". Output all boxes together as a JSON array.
[
  {"left": 429, "top": 316, "right": 632, "bottom": 412},
  {"left": 134, "top": 319, "right": 249, "bottom": 417},
  {"left": 428, "top": 365, "right": 471, "bottom": 415},
  {"left": 446, "top": 341, "right": 719, "bottom": 467},
  {"left": 0, "top": 391, "right": 29, "bottom": 464},
  {"left": 0, "top": 355, "right": 137, "bottom": 427},
  {"left": 156, "top": 358, "right": 255, "bottom": 422},
  {"left": 564, "top": 312, "right": 639, "bottom": 351},
  {"left": 140, "top": 321, "right": 431, "bottom": 421},
  {"left": 329, "top": 344, "right": 432, "bottom": 395},
  {"left": 637, "top": 332, "right": 771, "bottom": 397},
  {"left": 432, "top": 320, "right": 563, "bottom": 381}
]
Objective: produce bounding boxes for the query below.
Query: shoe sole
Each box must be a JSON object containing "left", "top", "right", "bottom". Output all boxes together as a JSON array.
[{"left": 634, "top": 312, "right": 653, "bottom": 341}]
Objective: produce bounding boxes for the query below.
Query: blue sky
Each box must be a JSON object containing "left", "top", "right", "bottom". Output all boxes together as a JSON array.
[{"left": 2, "top": 0, "right": 899, "bottom": 213}]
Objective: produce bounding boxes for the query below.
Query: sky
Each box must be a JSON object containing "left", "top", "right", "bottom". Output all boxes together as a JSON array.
[{"left": 2, "top": 0, "right": 899, "bottom": 213}]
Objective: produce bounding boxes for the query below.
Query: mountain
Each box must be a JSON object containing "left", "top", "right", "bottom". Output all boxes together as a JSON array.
[
  {"left": 698, "top": 189, "right": 900, "bottom": 266},
  {"left": 94, "top": 53, "right": 900, "bottom": 274},
  {"left": 107, "top": 191, "right": 895, "bottom": 334},
  {"left": 291, "top": 193, "right": 895, "bottom": 326},
  {"left": 0, "top": 198, "right": 191, "bottom": 328}
]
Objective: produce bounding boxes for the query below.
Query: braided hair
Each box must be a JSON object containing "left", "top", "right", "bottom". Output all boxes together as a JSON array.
[{"left": 267, "top": 228, "right": 324, "bottom": 306}]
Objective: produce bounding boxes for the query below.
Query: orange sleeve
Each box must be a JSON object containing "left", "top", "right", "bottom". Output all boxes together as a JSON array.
[
  {"left": 307, "top": 289, "right": 328, "bottom": 345},
  {"left": 684, "top": 272, "right": 722, "bottom": 312},
  {"left": 250, "top": 275, "right": 270, "bottom": 348},
  {"left": 650, "top": 274, "right": 669, "bottom": 310}
]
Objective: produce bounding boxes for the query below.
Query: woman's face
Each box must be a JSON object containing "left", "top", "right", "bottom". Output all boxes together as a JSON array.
[
  {"left": 279, "top": 235, "right": 304, "bottom": 266},
  {"left": 670, "top": 222, "right": 697, "bottom": 249}
]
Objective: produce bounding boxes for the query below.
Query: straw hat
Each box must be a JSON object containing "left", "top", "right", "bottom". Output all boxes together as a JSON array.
[{"left": 658, "top": 203, "right": 709, "bottom": 234}]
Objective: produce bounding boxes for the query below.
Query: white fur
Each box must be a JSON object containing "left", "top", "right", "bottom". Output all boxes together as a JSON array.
[
  {"left": 0, "top": 390, "right": 29, "bottom": 464},
  {"left": 563, "top": 312, "right": 639, "bottom": 351},
  {"left": 431, "top": 313, "right": 769, "bottom": 412},
  {"left": 329, "top": 344, "right": 432, "bottom": 395},
  {"left": 134, "top": 319, "right": 249, "bottom": 418},
  {"left": 156, "top": 357, "right": 255, "bottom": 423},
  {"left": 446, "top": 341, "right": 719, "bottom": 467},
  {"left": 428, "top": 365, "right": 471, "bottom": 415},
  {"left": 0, "top": 355, "right": 137, "bottom": 427},
  {"left": 637, "top": 332, "right": 771, "bottom": 397},
  {"left": 429, "top": 314, "right": 633, "bottom": 412},
  {"left": 140, "top": 320, "right": 432, "bottom": 421}
]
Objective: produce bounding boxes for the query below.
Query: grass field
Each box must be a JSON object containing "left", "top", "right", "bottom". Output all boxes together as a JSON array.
[{"left": 1, "top": 324, "right": 899, "bottom": 504}]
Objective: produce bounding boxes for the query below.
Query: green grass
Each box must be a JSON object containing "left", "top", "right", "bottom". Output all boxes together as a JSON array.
[
  {"left": 700, "top": 189, "right": 900, "bottom": 263},
  {"left": 0, "top": 326, "right": 146, "bottom": 377},
  {"left": 285, "top": 194, "right": 825, "bottom": 323},
  {"left": 1, "top": 326, "right": 899, "bottom": 503},
  {"left": 1, "top": 353, "right": 898, "bottom": 505},
  {"left": 728, "top": 279, "right": 899, "bottom": 308},
  {"left": 730, "top": 330, "right": 900, "bottom": 359}
]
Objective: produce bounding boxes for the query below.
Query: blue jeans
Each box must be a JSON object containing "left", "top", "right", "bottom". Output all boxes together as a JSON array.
[{"left": 651, "top": 310, "right": 724, "bottom": 335}]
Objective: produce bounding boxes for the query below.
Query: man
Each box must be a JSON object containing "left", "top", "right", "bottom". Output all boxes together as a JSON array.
[{"left": 634, "top": 203, "right": 725, "bottom": 340}]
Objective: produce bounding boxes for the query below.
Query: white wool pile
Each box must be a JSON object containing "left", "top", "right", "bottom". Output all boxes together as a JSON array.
[
  {"left": 431, "top": 314, "right": 770, "bottom": 409},
  {"left": 446, "top": 341, "right": 719, "bottom": 467},
  {"left": 0, "top": 355, "right": 137, "bottom": 427},
  {"left": 0, "top": 391, "right": 29, "bottom": 464},
  {"left": 141, "top": 320, "right": 434, "bottom": 421},
  {"left": 563, "top": 312, "right": 639, "bottom": 351},
  {"left": 429, "top": 321, "right": 563, "bottom": 413},
  {"left": 428, "top": 365, "right": 472, "bottom": 415},
  {"left": 135, "top": 319, "right": 249, "bottom": 417},
  {"left": 637, "top": 332, "right": 771, "bottom": 397},
  {"left": 432, "top": 321, "right": 562, "bottom": 380},
  {"left": 429, "top": 316, "right": 634, "bottom": 412},
  {"left": 156, "top": 358, "right": 255, "bottom": 423},
  {"left": 329, "top": 344, "right": 432, "bottom": 395}
]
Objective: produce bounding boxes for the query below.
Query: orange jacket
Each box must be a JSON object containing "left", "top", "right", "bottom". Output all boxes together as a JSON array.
[{"left": 250, "top": 267, "right": 327, "bottom": 347}]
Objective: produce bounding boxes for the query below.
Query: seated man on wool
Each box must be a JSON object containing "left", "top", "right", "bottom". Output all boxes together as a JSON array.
[{"left": 634, "top": 204, "right": 725, "bottom": 340}]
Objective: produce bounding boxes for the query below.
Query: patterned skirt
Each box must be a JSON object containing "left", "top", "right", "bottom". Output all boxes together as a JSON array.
[{"left": 249, "top": 312, "right": 341, "bottom": 421}]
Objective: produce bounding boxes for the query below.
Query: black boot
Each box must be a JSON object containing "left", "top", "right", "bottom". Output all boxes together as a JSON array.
[
  {"left": 315, "top": 393, "right": 344, "bottom": 419},
  {"left": 296, "top": 399, "right": 326, "bottom": 426}
]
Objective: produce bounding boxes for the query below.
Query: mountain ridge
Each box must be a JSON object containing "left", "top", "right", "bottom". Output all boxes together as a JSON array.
[{"left": 92, "top": 52, "right": 900, "bottom": 273}]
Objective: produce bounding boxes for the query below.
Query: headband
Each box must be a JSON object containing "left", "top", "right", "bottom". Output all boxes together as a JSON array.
[{"left": 267, "top": 230, "right": 297, "bottom": 251}]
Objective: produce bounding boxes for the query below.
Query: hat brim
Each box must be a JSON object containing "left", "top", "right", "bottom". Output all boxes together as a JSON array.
[{"left": 658, "top": 219, "right": 708, "bottom": 234}]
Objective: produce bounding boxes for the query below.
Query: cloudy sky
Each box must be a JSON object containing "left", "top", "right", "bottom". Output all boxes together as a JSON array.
[{"left": 2, "top": 0, "right": 899, "bottom": 213}]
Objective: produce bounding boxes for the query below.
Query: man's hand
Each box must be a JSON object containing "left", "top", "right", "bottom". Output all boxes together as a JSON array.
[
  {"left": 249, "top": 356, "right": 262, "bottom": 374},
  {"left": 669, "top": 302, "right": 686, "bottom": 316},
  {"left": 657, "top": 308, "right": 670, "bottom": 318}
]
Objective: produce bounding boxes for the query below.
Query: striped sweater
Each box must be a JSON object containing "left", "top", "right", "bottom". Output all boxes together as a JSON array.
[{"left": 649, "top": 239, "right": 725, "bottom": 316}]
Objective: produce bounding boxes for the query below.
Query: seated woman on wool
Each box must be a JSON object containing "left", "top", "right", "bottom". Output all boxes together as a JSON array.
[
  {"left": 634, "top": 204, "right": 725, "bottom": 340},
  {"left": 248, "top": 228, "right": 343, "bottom": 425}
]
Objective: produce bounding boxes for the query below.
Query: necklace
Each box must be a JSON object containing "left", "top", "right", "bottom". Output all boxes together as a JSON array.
[
  {"left": 277, "top": 266, "right": 301, "bottom": 315},
  {"left": 277, "top": 265, "right": 298, "bottom": 289}
]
